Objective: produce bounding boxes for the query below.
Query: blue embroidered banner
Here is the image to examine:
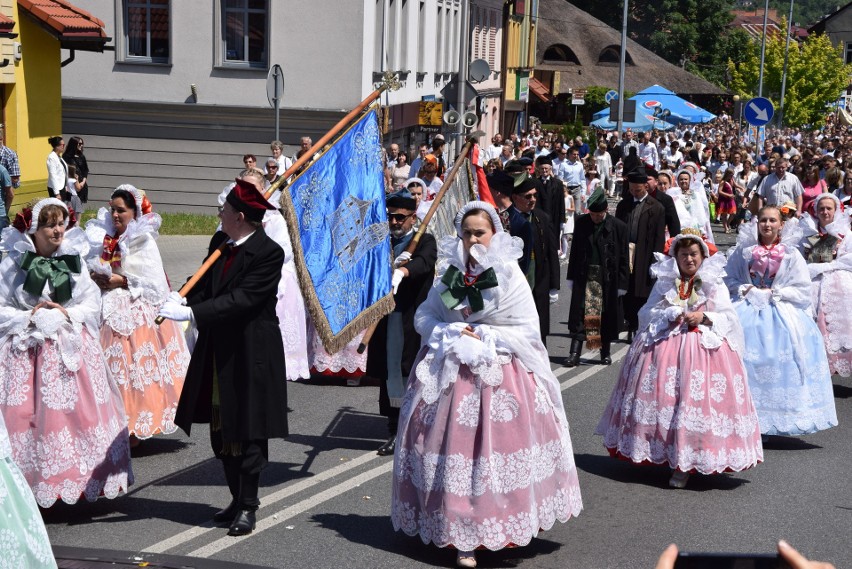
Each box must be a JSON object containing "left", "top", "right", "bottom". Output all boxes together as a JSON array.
[{"left": 282, "top": 108, "right": 394, "bottom": 353}]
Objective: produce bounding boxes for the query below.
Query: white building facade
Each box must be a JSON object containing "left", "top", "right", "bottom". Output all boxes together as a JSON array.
[{"left": 61, "top": 0, "right": 501, "bottom": 212}]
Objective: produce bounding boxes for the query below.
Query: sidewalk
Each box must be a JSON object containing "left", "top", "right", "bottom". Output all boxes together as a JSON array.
[{"left": 158, "top": 235, "right": 212, "bottom": 287}]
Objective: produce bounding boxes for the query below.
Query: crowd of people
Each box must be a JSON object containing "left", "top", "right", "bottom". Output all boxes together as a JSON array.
[{"left": 0, "top": 117, "right": 846, "bottom": 568}]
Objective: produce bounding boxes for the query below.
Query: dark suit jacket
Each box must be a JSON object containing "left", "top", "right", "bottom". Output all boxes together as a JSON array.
[
  {"left": 650, "top": 187, "right": 681, "bottom": 237},
  {"left": 566, "top": 214, "right": 629, "bottom": 341},
  {"left": 368, "top": 233, "right": 437, "bottom": 416},
  {"left": 534, "top": 175, "right": 566, "bottom": 241},
  {"left": 508, "top": 206, "right": 559, "bottom": 339},
  {"left": 615, "top": 194, "right": 666, "bottom": 298},
  {"left": 176, "top": 229, "right": 288, "bottom": 442}
]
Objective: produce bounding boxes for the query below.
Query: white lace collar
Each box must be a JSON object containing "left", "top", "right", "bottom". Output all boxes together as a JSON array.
[
  {"left": 436, "top": 232, "right": 524, "bottom": 285},
  {"left": 85, "top": 206, "right": 162, "bottom": 247},
  {"left": 0, "top": 225, "right": 90, "bottom": 265}
]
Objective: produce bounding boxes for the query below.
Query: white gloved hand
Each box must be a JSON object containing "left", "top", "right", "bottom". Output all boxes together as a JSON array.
[
  {"left": 664, "top": 305, "right": 684, "bottom": 322},
  {"left": 617, "top": 289, "right": 627, "bottom": 297},
  {"left": 158, "top": 300, "right": 193, "bottom": 322},
  {"left": 168, "top": 291, "right": 187, "bottom": 306},
  {"left": 391, "top": 268, "right": 405, "bottom": 294},
  {"left": 549, "top": 289, "right": 559, "bottom": 304},
  {"left": 393, "top": 251, "right": 412, "bottom": 268},
  {"left": 31, "top": 308, "right": 68, "bottom": 337}
]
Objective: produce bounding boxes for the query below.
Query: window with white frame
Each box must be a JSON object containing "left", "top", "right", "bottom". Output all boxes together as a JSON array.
[
  {"left": 221, "top": 0, "right": 268, "bottom": 68},
  {"left": 123, "top": 0, "right": 170, "bottom": 63},
  {"left": 846, "top": 41, "right": 852, "bottom": 65}
]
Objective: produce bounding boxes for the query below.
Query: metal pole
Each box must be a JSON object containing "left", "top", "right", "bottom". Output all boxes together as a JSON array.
[
  {"left": 456, "top": 0, "right": 470, "bottom": 158},
  {"left": 758, "top": 0, "right": 769, "bottom": 97},
  {"left": 778, "top": 0, "right": 794, "bottom": 127},
  {"left": 617, "top": 0, "right": 628, "bottom": 134},
  {"left": 273, "top": 66, "right": 281, "bottom": 141}
]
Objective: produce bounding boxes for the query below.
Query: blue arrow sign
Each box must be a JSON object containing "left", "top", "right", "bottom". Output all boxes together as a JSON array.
[
  {"left": 744, "top": 97, "right": 774, "bottom": 126},
  {"left": 605, "top": 90, "right": 618, "bottom": 103}
]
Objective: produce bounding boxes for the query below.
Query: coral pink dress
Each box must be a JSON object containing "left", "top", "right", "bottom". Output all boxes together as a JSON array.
[
  {"left": 392, "top": 232, "right": 582, "bottom": 551},
  {"left": 596, "top": 251, "right": 763, "bottom": 474},
  {"left": 86, "top": 209, "right": 190, "bottom": 439},
  {"left": 0, "top": 226, "right": 132, "bottom": 507}
]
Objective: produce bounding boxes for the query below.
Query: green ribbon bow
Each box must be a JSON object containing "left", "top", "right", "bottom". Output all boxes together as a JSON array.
[
  {"left": 440, "top": 265, "right": 498, "bottom": 313},
  {"left": 20, "top": 251, "right": 82, "bottom": 304}
]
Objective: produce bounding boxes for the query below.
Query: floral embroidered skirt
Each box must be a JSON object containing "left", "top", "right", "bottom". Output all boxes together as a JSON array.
[
  {"left": 596, "top": 331, "right": 764, "bottom": 474},
  {"left": 100, "top": 296, "right": 190, "bottom": 439},
  {"left": 391, "top": 351, "right": 582, "bottom": 551},
  {"left": 0, "top": 455, "right": 57, "bottom": 567},
  {"left": 811, "top": 270, "right": 852, "bottom": 378},
  {"left": 0, "top": 330, "right": 133, "bottom": 507},
  {"left": 735, "top": 301, "right": 838, "bottom": 435}
]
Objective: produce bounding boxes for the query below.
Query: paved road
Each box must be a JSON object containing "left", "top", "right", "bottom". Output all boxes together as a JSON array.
[{"left": 42, "top": 225, "right": 852, "bottom": 568}]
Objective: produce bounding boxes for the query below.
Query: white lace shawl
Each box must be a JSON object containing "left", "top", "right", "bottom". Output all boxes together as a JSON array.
[
  {"left": 666, "top": 186, "right": 714, "bottom": 243},
  {"left": 0, "top": 227, "right": 101, "bottom": 371},
  {"left": 797, "top": 211, "right": 852, "bottom": 279},
  {"left": 413, "top": 232, "right": 570, "bottom": 426},
  {"left": 639, "top": 252, "right": 743, "bottom": 354},
  {"left": 84, "top": 208, "right": 169, "bottom": 307}
]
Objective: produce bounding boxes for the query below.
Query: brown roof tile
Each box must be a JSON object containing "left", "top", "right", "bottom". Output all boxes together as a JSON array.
[{"left": 0, "top": 13, "right": 14, "bottom": 32}]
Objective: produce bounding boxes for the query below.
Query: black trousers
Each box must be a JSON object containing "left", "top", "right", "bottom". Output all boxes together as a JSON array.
[
  {"left": 623, "top": 293, "right": 648, "bottom": 333},
  {"left": 210, "top": 429, "right": 268, "bottom": 511}
]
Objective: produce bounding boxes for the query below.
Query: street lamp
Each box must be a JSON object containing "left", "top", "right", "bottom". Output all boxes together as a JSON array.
[{"left": 733, "top": 94, "right": 741, "bottom": 141}]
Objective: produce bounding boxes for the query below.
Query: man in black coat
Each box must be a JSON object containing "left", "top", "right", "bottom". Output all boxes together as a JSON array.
[
  {"left": 646, "top": 166, "right": 681, "bottom": 238},
  {"left": 158, "top": 175, "right": 287, "bottom": 537},
  {"left": 614, "top": 165, "right": 666, "bottom": 340},
  {"left": 533, "top": 155, "right": 566, "bottom": 243},
  {"left": 507, "top": 172, "right": 560, "bottom": 342},
  {"left": 565, "top": 187, "right": 629, "bottom": 366},
  {"left": 368, "top": 189, "right": 437, "bottom": 456}
]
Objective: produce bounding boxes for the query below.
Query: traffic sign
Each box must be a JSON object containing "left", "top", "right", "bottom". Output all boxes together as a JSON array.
[
  {"left": 605, "top": 90, "right": 618, "bottom": 103},
  {"left": 744, "top": 97, "right": 774, "bottom": 126}
]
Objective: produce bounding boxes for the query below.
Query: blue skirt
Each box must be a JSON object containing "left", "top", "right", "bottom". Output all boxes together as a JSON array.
[{"left": 735, "top": 301, "right": 837, "bottom": 435}]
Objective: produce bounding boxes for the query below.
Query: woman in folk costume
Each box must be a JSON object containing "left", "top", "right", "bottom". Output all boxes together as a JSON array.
[
  {"left": 596, "top": 231, "right": 763, "bottom": 489},
  {"left": 0, "top": 198, "right": 132, "bottom": 507},
  {"left": 217, "top": 178, "right": 310, "bottom": 381},
  {"left": 85, "top": 185, "right": 191, "bottom": 444},
  {"left": 667, "top": 167, "right": 714, "bottom": 244},
  {"left": 798, "top": 193, "right": 852, "bottom": 377},
  {"left": 0, "top": 412, "right": 56, "bottom": 568},
  {"left": 392, "top": 201, "right": 582, "bottom": 569},
  {"left": 724, "top": 206, "right": 837, "bottom": 436}
]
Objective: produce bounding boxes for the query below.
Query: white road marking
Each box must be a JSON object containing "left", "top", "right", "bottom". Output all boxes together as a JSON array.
[
  {"left": 143, "top": 450, "right": 381, "bottom": 554},
  {"left": 187, "top": 461, "right": 394, "bottom": 558}
]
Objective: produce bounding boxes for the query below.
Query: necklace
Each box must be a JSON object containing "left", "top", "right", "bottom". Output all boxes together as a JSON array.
[{"left": 678, "top": 274, "right": 697, "bottom": 300}]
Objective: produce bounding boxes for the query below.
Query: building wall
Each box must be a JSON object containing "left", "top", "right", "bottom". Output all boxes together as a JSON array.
[
  {"left": 58, "top": 1, "right": 468, "bottom": 213},
  {"left": 470, "top": 0, "right": 503, "bottom": 143},
  {"left": 7, "top": 8, "right": 62, "bottom": 208}
]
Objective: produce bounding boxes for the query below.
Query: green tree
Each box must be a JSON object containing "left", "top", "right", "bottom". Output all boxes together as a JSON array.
[{"left": 727, "top": 25, "right": 851, "bottom": 127}]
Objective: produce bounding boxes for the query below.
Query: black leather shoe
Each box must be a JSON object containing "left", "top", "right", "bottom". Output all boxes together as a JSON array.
[
  {"left": 564, "top": 352, "right": 581, "bottom": 367},
  {"left": 213, "top": 499, "right": 239, "bottom": 524},
  {"left": 600, "top": 354, "right": 612, "bottom": 365},
  {"left": 377, "top": 436, "right": 396, "bottom": 456},
  {"left": 227, "top": 509, "right": 256, "bottom": 536}
]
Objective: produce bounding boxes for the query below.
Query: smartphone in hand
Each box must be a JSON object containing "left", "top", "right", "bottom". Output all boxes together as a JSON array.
[{"left": 675, "top": 552, "right": 792, "bottom": 569}]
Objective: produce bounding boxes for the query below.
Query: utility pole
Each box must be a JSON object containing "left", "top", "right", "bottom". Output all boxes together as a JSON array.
[
  {"left": 758, "top": 0, "right": 769, "bottom": 97},
  {"left": 616, "top": 0, "right": 628, "bottom": 134},
  {"left": 455, "top": 0, "right": 471, "bottom": 159},
  {"left": 779, "top": 0, "right": 795, "bottom": 127}
]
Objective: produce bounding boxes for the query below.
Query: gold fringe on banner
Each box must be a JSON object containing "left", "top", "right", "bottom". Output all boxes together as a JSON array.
[{"left": 278, "top": 104, "right": 395, "bottom": 354}]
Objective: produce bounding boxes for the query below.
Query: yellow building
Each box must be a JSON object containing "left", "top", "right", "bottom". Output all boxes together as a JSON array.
[
  {"left": 502, "top": 0, "right": 538, "bottom": 135},
  {"left": 0, "top": 0, "right": 107, "bottom": 212}
]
